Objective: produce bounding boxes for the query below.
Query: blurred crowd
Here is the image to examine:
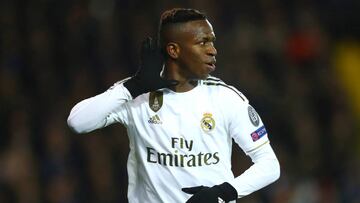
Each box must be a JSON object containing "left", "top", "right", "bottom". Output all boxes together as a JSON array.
[{"left": 0, "top": 0, "right": 359, "bottom": 202}]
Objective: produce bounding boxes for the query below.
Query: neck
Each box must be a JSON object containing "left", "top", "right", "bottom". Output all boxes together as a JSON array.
[
  {"left": 162, "top": 62, "right": 198, "bottom": 92},
  {"left": 171, "top": 80, "right": 198, "bottom": 92}
]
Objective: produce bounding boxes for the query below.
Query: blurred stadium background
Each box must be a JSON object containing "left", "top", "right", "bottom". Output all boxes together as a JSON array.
[{"left": 0, "top": 0, "right": 359, "bottom": 202}]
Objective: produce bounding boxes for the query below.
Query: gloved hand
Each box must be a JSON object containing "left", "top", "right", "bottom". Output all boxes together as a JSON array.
[
  {"left": 182, "top": 182, "right": 237, "bottom": 203},
  {"left": 124, "top": 37, "right": 178, "bottom": 98}
]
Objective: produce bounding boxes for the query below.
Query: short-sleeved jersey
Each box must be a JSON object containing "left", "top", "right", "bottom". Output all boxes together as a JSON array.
[{"left": 111, "top": 77, "right": 269, "bottom": 203}]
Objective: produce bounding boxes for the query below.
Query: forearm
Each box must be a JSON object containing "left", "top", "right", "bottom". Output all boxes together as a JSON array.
[
  {"left": 229, "top": 143, "right": 280, "bottom": 198},
  {"left": 67, "top": 80, "right": 132, "bottom": 133}
]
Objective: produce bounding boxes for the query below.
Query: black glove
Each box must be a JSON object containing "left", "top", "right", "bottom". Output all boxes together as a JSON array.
[
  {"left": 182, "top": 182, "right": 238, "bottom": 203},
  {"left": 124, "top": 37, "right": 178, "bottom": 98}
]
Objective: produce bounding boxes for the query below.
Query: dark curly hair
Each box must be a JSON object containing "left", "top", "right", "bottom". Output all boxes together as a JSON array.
[{"left": 158, "top": 8, "right": 207, "bottom": 56}]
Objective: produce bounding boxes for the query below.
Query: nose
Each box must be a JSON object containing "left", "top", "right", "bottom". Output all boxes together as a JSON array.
[{"left": 207, "top": 44, "right": 217, "bottom": 57}]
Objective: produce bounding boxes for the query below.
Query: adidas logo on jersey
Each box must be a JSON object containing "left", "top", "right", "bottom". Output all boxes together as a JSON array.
[{"left": 148, "top": 114, "right": 162, "bottom": 124}]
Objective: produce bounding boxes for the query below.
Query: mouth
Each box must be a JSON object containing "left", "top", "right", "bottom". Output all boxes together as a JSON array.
[{"left": 205, "top": 61, "right": 216, "bottom": 72}]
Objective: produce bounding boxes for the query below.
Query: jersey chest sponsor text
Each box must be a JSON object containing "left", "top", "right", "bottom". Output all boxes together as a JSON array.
[{"left": 146, "top": 137, "right": 220, "bottom": 167}]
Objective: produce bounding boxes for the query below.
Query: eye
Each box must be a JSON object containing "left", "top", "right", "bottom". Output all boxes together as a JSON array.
[{"left": 199, "top": 41, "right": 206, "bottom": 45}]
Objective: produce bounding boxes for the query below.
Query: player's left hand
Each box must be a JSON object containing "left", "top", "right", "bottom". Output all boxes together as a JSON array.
[{"left": 182, "top": 182, "right": 237, "bottom": 203}]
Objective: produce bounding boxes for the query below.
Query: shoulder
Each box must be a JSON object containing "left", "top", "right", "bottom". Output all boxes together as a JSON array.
[{"left": 200, "top": 76, "right": 249, "bottom": 104}]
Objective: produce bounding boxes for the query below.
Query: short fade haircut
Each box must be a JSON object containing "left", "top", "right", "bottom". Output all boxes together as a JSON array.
[{"left": 158, "top": 8, "right": 207, "bottom": 56}]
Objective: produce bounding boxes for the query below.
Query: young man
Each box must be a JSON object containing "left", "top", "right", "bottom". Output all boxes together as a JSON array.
[{"left": 67, "top": 8, "right": 280, "bottom": 203}]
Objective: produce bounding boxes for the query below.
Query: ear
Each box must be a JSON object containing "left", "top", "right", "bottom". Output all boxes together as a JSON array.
[{"left": 166, "top": 42, "right": 180, "bottom": 59}]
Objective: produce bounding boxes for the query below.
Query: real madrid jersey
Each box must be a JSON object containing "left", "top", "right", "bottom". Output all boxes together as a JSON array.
[
  {"left": 67, "top": 77, "right": 273, "bottom": 203},
  {"left": 104, "top": 77, "right": 269, "bottom": 203}
]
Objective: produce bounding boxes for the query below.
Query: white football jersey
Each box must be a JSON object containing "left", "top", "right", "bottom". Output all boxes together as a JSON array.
[{"left": 106, "top": 77, "right": 270, "bottom": 203}]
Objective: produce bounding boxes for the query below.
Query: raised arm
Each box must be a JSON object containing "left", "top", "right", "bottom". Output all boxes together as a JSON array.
[
  {"left": 68, "top": 37, "right": 177, "bottom": 134},
  {"left": 67, "top": 81, "right": 132, "bottom": 134}
]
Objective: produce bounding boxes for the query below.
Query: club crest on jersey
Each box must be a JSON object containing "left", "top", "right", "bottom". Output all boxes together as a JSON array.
[
  {"left": 248, "top": 105, "right": 260, "bottom": 127},
  {"left": 149, "top": 91, "right": 163, "bottom": 112},
  {"left": 201, "top": 113, "right": 215, "bottom": 132}
]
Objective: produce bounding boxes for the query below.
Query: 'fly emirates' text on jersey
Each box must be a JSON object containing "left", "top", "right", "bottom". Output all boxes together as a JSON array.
[{"left": 106, "top": 77, "right": 269, "bottom": 203}]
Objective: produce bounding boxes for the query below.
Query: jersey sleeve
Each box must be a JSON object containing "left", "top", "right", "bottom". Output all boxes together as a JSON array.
[
  {"left": 67, "top": 79, "right": 132, "bottom": 133},
  {"left": 225, "top": 89, "right": 269, "bottom": 154}
]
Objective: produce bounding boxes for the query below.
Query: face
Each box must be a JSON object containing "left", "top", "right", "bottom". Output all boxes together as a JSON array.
[{"left": 170, "top": 19, "right": 217, "bottom": 80}]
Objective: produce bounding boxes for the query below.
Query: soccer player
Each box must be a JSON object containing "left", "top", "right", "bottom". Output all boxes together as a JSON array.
[{"left": 67, "top": 8, "right": 280, "bottom": 203}]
